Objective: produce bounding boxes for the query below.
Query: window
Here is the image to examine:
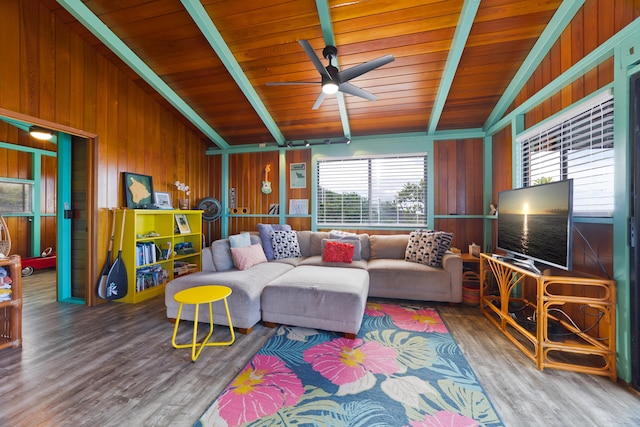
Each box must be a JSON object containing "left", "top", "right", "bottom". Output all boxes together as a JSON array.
[
  {"left": 517, "top": 92, "right": 614, "bottom": 217},
  {"left": 317, "top": 155, "right": 427, "bottom": 227},
  {"left": 0, "top": 180, "right": 33, "bottom": 214}
]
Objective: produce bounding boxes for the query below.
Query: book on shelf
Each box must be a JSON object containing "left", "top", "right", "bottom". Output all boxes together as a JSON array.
[
  {"left": 135, "top": 242, "right": 163, "bottom": 266},
  {"left": 135, "top": 264, "right": 168, "bottom": 292}
]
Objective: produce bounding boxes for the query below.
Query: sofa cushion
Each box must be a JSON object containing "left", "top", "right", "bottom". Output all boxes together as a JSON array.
[
  {"left": 211, "top": 234, "right": 262, "bottom": 271},
  {"left": 271, "top": 230, "right": 302, "bottom": 259},
  {"left": 322, "top": 240, "right": 355, "bottom": 263},
  {"left": 296, "top": 230, "right": 312, "bottom": 257},
  {"left": 309, "top": 231, "right": 330, "bottom": 256},
  {"left": 367, "top": 258, "right": 452, "bottom": 301},
  {"left": 258, "top": 223, "right": 292, "bottom": 260},
  {"left": 231, "top": 243, "right": 268, "bottom": 270},
  {"left": 369, "top": 234, "right": 409, "bottom": 259}
]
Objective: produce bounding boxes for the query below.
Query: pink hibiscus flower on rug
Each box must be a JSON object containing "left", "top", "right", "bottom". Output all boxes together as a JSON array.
[
  {"left": 303, "top": 337, "right": 400, "bottom": 386},
  {"left": 408, "top": 411, "right": 479, "bottom": 427},
  {"left": 382, "top": 305, "right": 448, "bottom": 334},
  {"left": 216, "top": 354, "right": 304, "bottom": 425}
]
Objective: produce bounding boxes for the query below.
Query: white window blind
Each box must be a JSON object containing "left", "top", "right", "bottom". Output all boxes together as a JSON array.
[
  {"left": 517, "top": 94, "right": 614, "bottom": 217},
  {"left": 317, "top": 155, "right": 427, "bottom": 227}
]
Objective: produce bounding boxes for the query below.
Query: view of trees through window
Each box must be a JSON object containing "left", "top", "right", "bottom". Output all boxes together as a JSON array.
[
  {"left": 0, "top": 181, "right": 33, "bottom": 214},
  {"left": 317, "top": 156, "right": 427, "bottom": 226}
]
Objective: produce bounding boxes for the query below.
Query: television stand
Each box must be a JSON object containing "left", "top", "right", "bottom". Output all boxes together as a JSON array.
[{"left": 480, "top": 253, "right": 616, "bottom": 380}]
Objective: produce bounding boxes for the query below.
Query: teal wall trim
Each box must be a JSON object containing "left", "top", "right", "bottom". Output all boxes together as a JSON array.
[
  {"left": 0, "top": 142, "right": 56, "bottom": 256},
  {"left": 181, "top": 0, "right": 285, "bottom": 146},
  {"left": 57, "top": 0, "right": 229, "bottom": 149},
  {"left": 482, "top": 136, "right": 493, "bottom": 252},
  {"left": 427, "top": 0, "right": 480, "bottom": 135},
  {"left": 220, "top": 153, "right": 229, "bottom": 238},
  {"left": 484, "top": 0, "right": 585, "bottom": 130},
  {"left": 56, "top": 133, "right": 74, "bottom": 302}
]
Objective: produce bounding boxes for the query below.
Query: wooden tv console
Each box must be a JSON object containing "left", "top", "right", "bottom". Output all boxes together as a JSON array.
[{"left": 479, "top": 253, "right": 616, "bottom": 380}]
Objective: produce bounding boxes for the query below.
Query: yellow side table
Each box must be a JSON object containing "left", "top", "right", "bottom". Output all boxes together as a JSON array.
[{"left": 171, "top": 285, "right": 235, "bottom": 361}]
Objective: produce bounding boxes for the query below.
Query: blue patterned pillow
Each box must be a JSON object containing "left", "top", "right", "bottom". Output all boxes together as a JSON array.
[{"left": 271, "top": 230, "right": 301, "bottom": 259}]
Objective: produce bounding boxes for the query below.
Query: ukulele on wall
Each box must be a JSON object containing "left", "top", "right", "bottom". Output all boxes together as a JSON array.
[{"left": 262, "top": 164, "right": 272, "bottom": 194}]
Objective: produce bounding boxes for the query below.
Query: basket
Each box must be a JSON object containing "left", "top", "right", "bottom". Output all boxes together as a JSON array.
[{"left": 0, "top": 214, "right": 11, "bottom": 256}]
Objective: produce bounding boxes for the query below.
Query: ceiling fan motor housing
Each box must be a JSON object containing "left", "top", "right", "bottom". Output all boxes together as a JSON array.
[{"left": 322, "top": 45, "right": 338, "bottom": 61}]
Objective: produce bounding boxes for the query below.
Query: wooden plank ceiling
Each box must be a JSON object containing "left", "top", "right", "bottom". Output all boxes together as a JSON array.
[{"left": 44, "top": 0, "right": 564, "bottom": 148}]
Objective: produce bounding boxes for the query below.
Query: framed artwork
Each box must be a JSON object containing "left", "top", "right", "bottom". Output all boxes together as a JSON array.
[
  {"left": 290, "top": 163, "right": 307, "bottom": 189},
  {"left": 175, "top": 214, "right": 191, "bottom": 234},
  {"left": 123, "top": 172, "right": 154, "bottom": 209},
  {"left": 154, "top": 191, "right": 172, "bottom": 209}
]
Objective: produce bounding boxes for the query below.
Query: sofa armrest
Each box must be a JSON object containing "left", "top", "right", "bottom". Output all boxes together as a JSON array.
[{"left": 442, "top": 251, "right": 463, "bottom": 302}]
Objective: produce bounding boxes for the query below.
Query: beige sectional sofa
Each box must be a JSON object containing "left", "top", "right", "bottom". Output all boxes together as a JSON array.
[{"left": 165, "top": 230, "right": 462, "bottom": 337}]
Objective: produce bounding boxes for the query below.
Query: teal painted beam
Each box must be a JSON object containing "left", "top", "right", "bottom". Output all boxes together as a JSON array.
[
  {"left": 180, "top": 0, "right": 285, "bottom": 146},
  {"left": 427, "top": 0, "right": 480, "bottom": 135},
  {"left": 611, "top": 42, "right": 633, "bottom": 383},
  {"left": 484, "top": 0, "right": 585, "bottom": 130},
  {"left": 57, "top": 0, "right": 229, "bottom": 149},
  {"left": 486, "top": 18, "right": 640, "bottom": 136},
  {"left": 0, "top": 142, "right": 56, "bottom": 157},
  {"left": 31, "top": 153, "right": 42, "bottom": 258},
  {"left": 433, "top": 128, "right": 485, "bottom": 140},
  {"left": 315, "top": 0, "right": 351, "bottom": 139},
  {"left": 220, "top": 153, "right": 229, "bottom": 239},
  {"left": 482, "top": 136, "right": 493, "bottom": 252}
]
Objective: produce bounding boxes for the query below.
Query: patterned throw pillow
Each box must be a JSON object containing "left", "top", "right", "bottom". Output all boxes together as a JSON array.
[
  {"left": 405, "top": 230, "right": 453, "bottom": 267},
  {"left": 271, "top": 230, "right": 301, "bottom": 259},
  {"left": 322, "top": 240, "right": 355, "bottom": 263},
  {"left": 258, "top": 223, "right": 292, "bottom": 260}
]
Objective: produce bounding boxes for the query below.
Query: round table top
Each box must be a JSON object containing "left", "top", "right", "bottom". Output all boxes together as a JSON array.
[{"left": 174, "top": 285, "right": 232, "bottom": 304}]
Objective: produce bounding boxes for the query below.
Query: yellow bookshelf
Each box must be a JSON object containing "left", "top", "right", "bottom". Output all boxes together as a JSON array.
[{"left": 113, "top": 209, "right": 202, "bottom": 304}]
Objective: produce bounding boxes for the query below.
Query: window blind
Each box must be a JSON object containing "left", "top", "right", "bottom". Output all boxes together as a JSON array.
[
  {"left": 317, "top": 155, "right": 427, "bottom": 226},
  {"left": 517, "top": 94, "right": 614, "bottom": 217}
]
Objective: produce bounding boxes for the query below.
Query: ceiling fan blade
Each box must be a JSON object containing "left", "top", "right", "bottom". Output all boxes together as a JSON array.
[
  {"left": 312, "top": 92, "right": 327, "bottom": 110},
  {"left": 266, "top": 81, "right": 317, "bottom": 86},
  {"left": 338, "top": 54, "right": 395, "bottom": 83},
  {"left": 338, "top": 82, "right": 377, "bottom": 101},
  {"left": 299, "top": 40, "right": 331, "bottom": 78}
]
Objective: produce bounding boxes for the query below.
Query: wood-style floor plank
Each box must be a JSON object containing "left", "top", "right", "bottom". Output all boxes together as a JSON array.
[{"left": 0, "top": 270, "right": 638, "bottom": 426}]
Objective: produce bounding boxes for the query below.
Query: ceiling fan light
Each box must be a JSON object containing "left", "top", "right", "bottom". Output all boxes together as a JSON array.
[
  {"left": 322, "top": 81, "right": 339, "bottom": 94},
  {"left": 30, "top": 126, "right": 53, "bottom": 141}
]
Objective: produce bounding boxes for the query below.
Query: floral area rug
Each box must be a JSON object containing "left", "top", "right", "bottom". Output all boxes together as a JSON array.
[{"left": 195, "top": 302, "right": 503, "bottom": 427}]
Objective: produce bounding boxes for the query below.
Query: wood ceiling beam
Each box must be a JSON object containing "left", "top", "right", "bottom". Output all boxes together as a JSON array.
[
  {"left": 427, "top": 0, "right": 481, "bottom": 135},
  {"left": 56, "top": 0, "right": 230, "bottom": 150},
  {"left": 180, "top": 0, "right": 286, "bottom": 146}
]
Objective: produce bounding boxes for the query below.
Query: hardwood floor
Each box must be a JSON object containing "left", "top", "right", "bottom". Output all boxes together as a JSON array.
[{"left": 1, "top": 270, "right": 638, "bottom": 426}]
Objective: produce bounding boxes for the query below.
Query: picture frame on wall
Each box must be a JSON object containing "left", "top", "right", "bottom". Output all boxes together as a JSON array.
[
  {"left": 175, "top": 214, "right": 191, "bottom": 234},
  {"left": 154, "top": 191, "right": 172, "bottom": 209},
  {"left": 290, "top": 163, "right": 307, "bottom": 189},
  {"left": 123, "top": 172, "right": 154, "bottom": 209}
]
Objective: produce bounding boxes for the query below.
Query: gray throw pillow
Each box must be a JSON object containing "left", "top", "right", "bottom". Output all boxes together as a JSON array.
[{"left": 257, "top": 223, "right": 292, "bottom": 260}]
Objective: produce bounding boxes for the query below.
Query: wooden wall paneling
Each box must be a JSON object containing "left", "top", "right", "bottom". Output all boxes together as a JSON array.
[
  {"left": 434, "top": 218, "right": 484, "bottom": 252},
  {"left": 434, "top": 140, "right": 452, "bottom": 215},
  {"left": 38, "top": 3, "right": 56, "bottom": 123},
  {"left": 0, "top": 1, "right": 20, "bottom": 111},
  {"left": 462, "top": 138, "right": 484, "bottom": 215},
  {"left": 55, "top": 16, "right": 71, "bottom": 127}
]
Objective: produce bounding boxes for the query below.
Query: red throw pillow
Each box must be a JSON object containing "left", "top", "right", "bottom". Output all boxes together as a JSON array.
[{"left": 322, "top": 240, "right": 355, "bottom": 263}]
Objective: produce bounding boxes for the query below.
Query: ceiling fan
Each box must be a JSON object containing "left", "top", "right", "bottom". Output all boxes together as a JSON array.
[{"left": 267, "top": 40, "right": 394, "bottom": 110}]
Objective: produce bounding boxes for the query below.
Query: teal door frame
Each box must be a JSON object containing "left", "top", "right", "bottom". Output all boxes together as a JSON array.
[{"left": 56, "top": 133, "right": 82, "bottom": 303}]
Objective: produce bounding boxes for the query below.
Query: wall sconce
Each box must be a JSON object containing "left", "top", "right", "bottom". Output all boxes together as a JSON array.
[{"left": 30, "top": 126, "right": 54, "bottom": 141}]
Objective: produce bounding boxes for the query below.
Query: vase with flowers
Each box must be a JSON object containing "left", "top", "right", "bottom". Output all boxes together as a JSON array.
[{"left": 174, "top": 181, "right": 190, "bottom": 210}]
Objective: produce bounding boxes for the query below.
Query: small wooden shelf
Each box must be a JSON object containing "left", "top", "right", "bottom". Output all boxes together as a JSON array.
[
  {"left": 0, "top": 255, "right": 22, "bottom": 351},
  {"left": 113, "top": 209, "right": 202, "bottom": 304},
  {"left": 480, "top": 254, "right": 616, "bottom": 380}
]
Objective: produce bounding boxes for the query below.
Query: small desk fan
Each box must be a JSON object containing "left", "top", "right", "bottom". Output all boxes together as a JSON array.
[{"left": 197, "top": 197, "right": 222, "bottom": 246}]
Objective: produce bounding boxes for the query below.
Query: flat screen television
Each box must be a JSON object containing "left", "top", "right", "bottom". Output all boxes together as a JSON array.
[{"left": 497, "top": 179, "right": 573, "bottom": 272}]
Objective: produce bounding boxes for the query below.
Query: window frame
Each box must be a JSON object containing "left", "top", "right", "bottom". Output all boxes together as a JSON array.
[{"left": 316, "top": 154, "right": 428, "bottom": 228}]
